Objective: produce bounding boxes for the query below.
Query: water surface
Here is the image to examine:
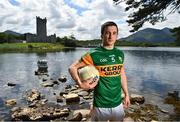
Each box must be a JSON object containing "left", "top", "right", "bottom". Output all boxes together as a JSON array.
[{"left": 0, "top": 47, "right": 180, "bottom": 120}]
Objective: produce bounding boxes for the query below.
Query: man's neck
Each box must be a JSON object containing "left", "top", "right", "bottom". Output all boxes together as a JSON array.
[{"left": 102, "top": 44, "right": 114, "bottom": 50}]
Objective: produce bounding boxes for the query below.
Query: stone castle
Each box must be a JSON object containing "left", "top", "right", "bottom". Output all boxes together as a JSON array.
[{"left": 26, "top": 17, "right": 56, "bottom": 42}]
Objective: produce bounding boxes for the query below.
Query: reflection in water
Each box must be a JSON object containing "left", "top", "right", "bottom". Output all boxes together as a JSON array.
[
  {"left": 124, "top": 50, "right": 180, "bottom": 96},
  {"left": 0, "top": 47, "right": 180, "bottom": 120},
  {"left": 123, "top": 49, "right": 180, "bottom": 117},
  {"left": 36, "top": 52, "right": 47, "bottom": 57},
  {"left": 62, "top": 47, "right": 76, "bottom": 53}
]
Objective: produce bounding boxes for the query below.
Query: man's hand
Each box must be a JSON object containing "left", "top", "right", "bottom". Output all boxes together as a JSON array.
[{"left": 123, "top": 95, "right": 130, "bottom": 108}]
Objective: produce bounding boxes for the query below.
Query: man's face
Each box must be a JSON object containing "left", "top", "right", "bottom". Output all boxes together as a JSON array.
[{"left": 101, "top": 26, "right": 118, "bottom": 47}]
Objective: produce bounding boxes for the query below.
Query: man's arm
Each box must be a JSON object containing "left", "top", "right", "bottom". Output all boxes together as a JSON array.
[
  {"left": 68, "top": 60, "right": 98, "bottom": 90},
  {"left": 121, "top": 66, "right": 130, "bottom": 108},
  {"left": 69, "top": 60, "right": 85, "bottom": 86}
]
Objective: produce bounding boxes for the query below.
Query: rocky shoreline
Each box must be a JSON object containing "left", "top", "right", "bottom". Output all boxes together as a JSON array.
[{"left": 3, "top": 75, "right": 180, "bottom": 121}]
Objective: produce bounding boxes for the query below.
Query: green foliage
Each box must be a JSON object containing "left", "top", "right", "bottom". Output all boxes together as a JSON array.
[
  {"left": 116, "top": 40, "right": 176, "bottom": 47},
  {"left": 0, "top": 43, "right": 64, "bottom": 52},
  {"left": 56, "top": 35, "right": 77, "bottom": 47},
  {"left": 0, "top": 33, "right": 25, "bottom": 43},
  {"left": 75, "top": 39, "right": 101, "bottom": 47},
  {"left": 171, "top": 26, "right": 180, "bottom": 46},
  {"left": 113, "top": 0, "right": 180, "bottom": 32}
]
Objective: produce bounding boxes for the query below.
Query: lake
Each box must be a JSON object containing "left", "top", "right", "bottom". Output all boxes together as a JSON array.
[{"left": 0, "top": 47, "right": 180, "bottom": 120}]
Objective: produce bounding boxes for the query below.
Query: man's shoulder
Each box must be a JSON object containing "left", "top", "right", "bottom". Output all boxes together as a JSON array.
[
  {"left": 82, "top": 47, "right": 101, "bottom": 58},
  {"left": 89, "top": 47, "right": 102, "bottom": 54},
  {"left": 114, "top": 47, "right": 124, "bottom": 53}
]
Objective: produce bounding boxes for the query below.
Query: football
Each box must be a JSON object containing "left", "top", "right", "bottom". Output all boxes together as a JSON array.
[{"left": 78, "top": 65, "right": 99, "bottom": 84}]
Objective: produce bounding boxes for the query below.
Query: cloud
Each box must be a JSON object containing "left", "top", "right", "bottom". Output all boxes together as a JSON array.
[
  {"left": 73, "top": 0, "right": 128, "bottom": 39},
  {"left": 0, "top": 0, "right": 179, "bottom": 40},
  {"left": 56, "top": 20, "right": 76, "bottom": 29},
  {"left": 71, "top": 0, "right": 90, "bottom": 8}
]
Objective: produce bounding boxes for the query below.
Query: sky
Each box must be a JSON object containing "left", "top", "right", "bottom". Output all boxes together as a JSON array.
[{"left": 0, "top": 0, "right": 180, "bottom": 40}]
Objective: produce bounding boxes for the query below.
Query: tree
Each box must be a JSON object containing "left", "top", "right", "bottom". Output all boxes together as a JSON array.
[
  {"left": 56, "top": 36, "right": 77, "bottom": 47},
  {"left": 113, "top": 0, "right": 180, "bottom": 32},
  {"left": 0, "top": 33, "right": 6, "bottom": 43},
  {"left": 69, "top": 34, "right": 76, "bottom": 40},
  {"left": 171, "top": 26, "right": 180, "bottom": 46}
]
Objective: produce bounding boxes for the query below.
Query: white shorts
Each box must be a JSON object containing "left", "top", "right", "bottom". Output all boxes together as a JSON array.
[{"left": 91, "top": 103, "right": 125, "bottom": 121}]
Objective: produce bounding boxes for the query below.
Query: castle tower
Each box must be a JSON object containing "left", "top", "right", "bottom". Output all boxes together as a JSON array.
[
  {"left": 26, "top": 17, "right": 56, "bottom": 43},
  {"left": 36, "top": 16, "right": 47, "bottom": 41}
]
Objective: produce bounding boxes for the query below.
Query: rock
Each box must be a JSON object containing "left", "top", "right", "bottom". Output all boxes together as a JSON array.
[
  {"left": 59, "top": 92, "right": 68, "bottom": 96},
  {"left": 11, "top": 107, "right": 21, "bottom": 112},
  {"left": 5, "top": 99, "right": 17, "bottom": 106},
  {"left": 70, "top": 89, "right": 85, "bottom": 94},
  {"left": 28, "top": 101, "right": 38, "bottom": 108},
  {"left": 7, "top": 82, "right": 16, "bottom": 86},
  {"left": 130, "top": 104, "right": 141, "bottom": 109},
  {"left": 56, "top": 96, "right": 63, "bottom": 103},
  {"left": 11, "top": 106, "right": 70, "bottom": 121},
  {"left": 159, "top": 108, "right": 169, "bottom": 113},
  {"left": 35, "top": 71, "right": 38, "bottom": 75},
  {"left": 130, "top": 94, "right": 145, "bottom": 104},
  {"left": 65, "top": 85, "right": 72, "bottom": 89},
  {"left": 83, "top": 95, "right": 92, "bottom": 100},
  {"left": 29, "top": 112, "right": 43, "bottom": 120},
  {"left": 26, "top": 89, "right": 41, "bottom": 102},
  {"left": 28, "top": 100, "right": 47, "bottom": 108},
  {"left": 11, "top": 107, "right": 32, "bottom": 120},
  {"left": 41, "top": 80, "right": 54, "bottom": 87},
  {"left": 123, "top": 117, "right": 134, "bottom": 122},
  {"left": 53, "top": 80, "right": 59, "bottom": 85},
  {"left": 125, "top": 103, "right": 160, "bottom": 121},
  {"left": 41, "top": 99, "right": 48, "bottom": 104},
  {"left": 58, "top": 76, "right": 67, "bottom": 82},
  {"left": 42, "top": 78, "right": 48, "bottom": 82},
  {"left": 41, "top": 79, "right": 59, "bottom": 87},
  {"left": 82, "top": 118, "right": 87, "bottom": 121},
  {"left": 69, "top": 86, "right": 78, "bottom": 91},
  {"left": 137, "top": 119, "right": 143, "bottom": 122},
  {"left": 53, "top": 108, "right": 70, "bottom": 118},
  {"left": 41, "top": 75, "right": 49, "bottom": 81},
  {"left": 69, "top": 112, "right": 82, "bottom": 121},
  {"left": 64, "top": 93, "right": 80, "bottom": 103},
  {"left": 74, "top": 85, "right": 79, "bottom": 88},
  {"left": 35, "top": 71, "right": 48, "bottom": 75},
  {"left": 77, "top": 91, "right": 89, "bottom": 96},
  {"left": 168, "top": 91, "right": 179, "bottom": 101},
  {"left": 73, "top": 109, "right": 90, "bottom": 118}
]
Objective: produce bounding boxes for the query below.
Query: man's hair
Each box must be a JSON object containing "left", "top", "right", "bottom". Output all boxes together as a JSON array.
[{"left": 101, "top": 21, "right": 118, "bottom": 35}]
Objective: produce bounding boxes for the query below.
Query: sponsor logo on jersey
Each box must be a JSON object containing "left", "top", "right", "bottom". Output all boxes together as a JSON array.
[{"left": 96, "top": 64, "right": 123, "bottom": 77}]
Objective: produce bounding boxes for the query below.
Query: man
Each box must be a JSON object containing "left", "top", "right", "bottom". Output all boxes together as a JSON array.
[{"left": 69, "top": 21, "right": 130, "bottom": 121}]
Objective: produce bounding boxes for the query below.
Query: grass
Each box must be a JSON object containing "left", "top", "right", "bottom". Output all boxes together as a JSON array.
[{"left": 0, "top": 43, "right": 66, "bottom": 52}]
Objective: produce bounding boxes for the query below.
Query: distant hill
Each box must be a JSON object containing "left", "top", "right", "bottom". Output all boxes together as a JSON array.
[
  {"left": 3, "top": 30, "right": 22, "bottom": 36},
  {"left": 120, "top": 28, "right": 175, "bottom": 43}
]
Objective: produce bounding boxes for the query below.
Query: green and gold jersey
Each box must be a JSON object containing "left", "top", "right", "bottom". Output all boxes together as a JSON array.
[{"left": 80, "top": 46, "right": 124, "bottom": 108}]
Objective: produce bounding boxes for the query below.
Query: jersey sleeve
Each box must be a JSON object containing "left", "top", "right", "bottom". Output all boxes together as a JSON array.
[
  {"left": 121, "top": 51, "right": 124, "bottom": 64},
  {"left": 116, "top": 49, "right": 124, "bottom": 64},
  {"left": 80, "top": 52, "right": 94, "bottom": 65}
]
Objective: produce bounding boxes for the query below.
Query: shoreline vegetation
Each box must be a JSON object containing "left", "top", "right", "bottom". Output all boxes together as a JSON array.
[
  {"left": 0, "top": 43, "right": 68, "bottom": 52},
  {"left": 0, "top": 41, "right": 178, "bottom": 52}
]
